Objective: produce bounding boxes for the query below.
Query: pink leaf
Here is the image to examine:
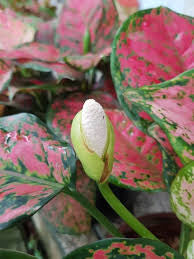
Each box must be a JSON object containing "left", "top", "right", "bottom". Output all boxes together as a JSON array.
[
  {"left": 111, "top": 7, "right": 194, "bottom": 132},
  {"left": 0, "top": 9, "right": 35, "bottom": 50},
  {"left": 40, "top": 162, "right": 96, "bottom": 234},
  {"left": 0, "top": 42, "right": 60, "bottom": 62},
  {"left": 0, "top": 113, "right": 76, "bottom": 230},
  {"left": 57, "top": 0, "right": 119, "bottom": 70}
]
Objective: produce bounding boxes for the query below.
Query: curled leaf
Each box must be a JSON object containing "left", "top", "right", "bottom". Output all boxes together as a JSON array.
[
  {"left": 171, "top": 161, "right": 194, "bottom": 228},
  {"left": 111, "top": 7, "right": 193, "bottom": 132}
]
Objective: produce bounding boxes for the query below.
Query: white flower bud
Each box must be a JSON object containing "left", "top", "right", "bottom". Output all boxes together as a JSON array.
[{"left": 81, "top": 99, "right": 107, "bottom": 157}]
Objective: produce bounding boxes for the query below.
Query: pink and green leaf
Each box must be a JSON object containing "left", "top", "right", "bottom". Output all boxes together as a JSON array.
[
  {"left": 56, "top": 0, "right": 102, "bottom": 54},
  {"left": 40, "top": 161, "right": 96, "bottom": 234},
  {"left": 47, "top": 91, "right": 166, "bottom": 191},
  {"left": 56, "top": 0, "right": 119, "bottom": 70},
  {"left": 111, "top": 7, "right": 194, "bottom": 132},
  {"left": 64, "top": 47, "right": 111, "bottom": 71},
  {"left": 148, "top": 123, "right": 183, "bottom": 190},
  {"left": 170, "top": 161, "right": 194, "bottom": 228},
  {"left": 0, "top": 113, "right": 76, "bottom": 230},
  {"left": 64, "top": 238, "right": 183, "bottom": 259},
  {"left": 17, "top": 60, "right": 84, "bottom": 81},
  {"left": 0, "top": 42, "right": 60, "bottom": 62},
  {"left": 0, "top": 60, "right": 13, "bottom": 93},
  {"left": 124, "top": 69, "right": 194, "bottom": 165},
  {"left": 0, "top": 9, "right": 35, "bottom": 50},
  {"left": 106, "top": 109, "right": 165, "bottom": 190}
]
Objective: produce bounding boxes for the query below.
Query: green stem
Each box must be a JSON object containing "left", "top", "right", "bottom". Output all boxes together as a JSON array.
[
  {"left": 83, "top": 28, "right": 91, "bottom": 54},
  {"left": 179, "top": 223, "right": 191, "bottom": 255},
  {"left": 63, "top": 187, "right": 123, "bottom": 238},
  {"left": 98, "top": 182, "right": 158, "bottom": 240}
]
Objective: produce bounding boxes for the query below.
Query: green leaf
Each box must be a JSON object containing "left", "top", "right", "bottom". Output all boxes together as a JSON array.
[
  {"left": 187, "top": 240, "right": 194, "bottom": 259},
  {"left": 63, "top": 238, "right": 183, "bottom": 258},
  {"left": 171, "top": 161, "right": 194, "bottom": 229},
  {"left": 0, "top": 249, "right": 37, "bottom": 259}
]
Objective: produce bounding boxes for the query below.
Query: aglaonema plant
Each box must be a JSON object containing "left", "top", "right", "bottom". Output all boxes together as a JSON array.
[{"left": 0, "top": 4, "right": 193, "bottom": 259}]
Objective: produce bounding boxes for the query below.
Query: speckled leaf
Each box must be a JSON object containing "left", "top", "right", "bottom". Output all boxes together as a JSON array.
[
  {"left": 64, "top": 47, "right": 111, "bottom": 71},
  {"left": 18, "top": 60, "right": 84, "bottom": 81},
  {"left": 0, "top": 249, "right": 37, "bottom": 259},
  {"left": 47, "top": 91, "right": 166, "bottom": 191},
  {"left": 0, "top": 0, "right": 56, "bottom": 20},
  {"left": 148, "top": 123, "right": 183, "bottom": 190},
  {"left": 0, "top": 60, "right": 12, "bottom": 93},
  {"left": 40, "top": 161, "right": 96, "bottom": 234},
  {"left": 0, "top": 113, "right": 76, "bottom": 230},
  {"left": 171, "top": 161, "right": 194, "bottom": 228},
  {"left": 36, "top": 20, "right": 55, "bottom": 45},
  {"left": 111, "top": 7, "right": 193, "bottom": 132},
  {"left": 0, "top": 42, "right": 60, "bottom": 62},
  {"left": 107, "top": 109, "right": 165, "bottom": 190},
  {"left": 63, "top": 238, "right": 183, "bottom": 259},
  {"left": 56, "top": 0, "right": 119, "bottom": 70},
  {"left": 114, "top": 0, "right": 139, "bottom": 23},
  {"left": 0, "top": 9, "right": 35, "bottom": 50},
  {"left": 124, "top": 69, "right": 194, "bottom": 165}
]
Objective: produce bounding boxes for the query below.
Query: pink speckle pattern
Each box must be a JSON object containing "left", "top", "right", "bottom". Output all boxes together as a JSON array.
[
  {"left": 91, "top": 241, "right": 174, "bottom": 258},
  {"left": 117, "top": 8, "right": 193, "bottom": 89},
  {"left": 41, "top": 162, "right": 96, "bottom": 234}
]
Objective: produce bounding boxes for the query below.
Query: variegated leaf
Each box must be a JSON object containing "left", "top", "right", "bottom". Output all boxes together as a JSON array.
[
  {"left": 0, "top": 9, "right": 35, "bottom": 50},
  {"left": 47, "top": 91, "right": 166, "bottom": 191},
  {"left": 0, "top": 0, "right": 56, "bottom": 20},
  {"left": 17, "top": 60, "right": 84, "bottom": 81},
  {"left": 64, "top": 238, "right": 183, "bottom": 259},
  {"left": 124, "top": 69, "right": 194, "bottom": 165},
  {"left": 148, "top": 123, "right": 183, "bottom": 190},
  {"left": 40, "top": 161, "right": 96, "bottom": 234},
  {"left": 56, "top": 0, "right": 119, "bottom": 70},
  {"left": 0, "top": 113, "right": 76, "bottom": 230},
  {"left": 171, "top": 161, "right": 194, "bottom": 228},
  {"left": 111, "top": 7, "right": 193, "bottom": 132},
  {"left": 0, "top": 42, "right": 60, "bottom": 62}
]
